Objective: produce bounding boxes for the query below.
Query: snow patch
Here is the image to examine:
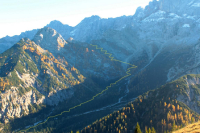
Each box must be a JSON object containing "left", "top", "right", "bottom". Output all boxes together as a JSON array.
[
  {"left": 143, "top": 18, "right": 165, "bottom": 22},
  {"left": 148, "top": 10, "right": 166, "bottom": 18},
  {"left": 169, "top": 13, "right": 181, "bottom": 19},
  {"left": 182, "top": 24, "right": 190, "bottom": 28},
  {"left": 39, "top": 34, "right": 43, "bottom": 39},
  {"left": 187, "top": 16, "right": 196, "bottom": 20},
  {"left": 70, "top": 30, "right": 76, "bottom": 36},
  {"left": 122, "top": 24, "right": 126, "bottom": 29},
  {"left": 142, "top": 10, "right": 166, "bottom": 22},
  {"left": 183, "top": 14, "right": 187, "bottom": 17},
  {"left": 154, "top": 10, "right": 166, "bottom": 16},
  {"left": 192, "top": 3, "right": 200, "bottom": 7},
  {"left": 188, "top": 1, "right": 194, "bottom": 6}
]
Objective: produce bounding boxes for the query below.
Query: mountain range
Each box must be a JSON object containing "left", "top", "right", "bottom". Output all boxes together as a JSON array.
[{"left": 1, "top": 0, "right": 200, "bottom": 132}]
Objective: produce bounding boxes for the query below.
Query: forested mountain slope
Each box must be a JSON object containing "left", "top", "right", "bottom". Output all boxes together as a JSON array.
[{"left": 80, "top": 74, "right": 200, "bottom": 133}]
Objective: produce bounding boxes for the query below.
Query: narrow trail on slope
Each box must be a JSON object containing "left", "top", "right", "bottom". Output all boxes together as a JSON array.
[
  {"left": 19, "top": 44, "right": 137, "bottom": 132},
  {"left": 21, "top": 85, "right": 137, "bottom": 132}
]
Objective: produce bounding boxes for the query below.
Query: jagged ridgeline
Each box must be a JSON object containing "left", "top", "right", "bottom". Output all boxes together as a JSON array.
[
  {"left": 81, "top": 74, "right": 200, "bottom": 133},
  {"left": 0, "top": 38, "right": 85, "bottom": 123}
]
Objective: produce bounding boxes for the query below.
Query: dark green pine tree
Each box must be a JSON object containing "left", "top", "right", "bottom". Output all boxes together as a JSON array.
[{"left": 135, "top": 122, "right": 142, "bottom": 133}]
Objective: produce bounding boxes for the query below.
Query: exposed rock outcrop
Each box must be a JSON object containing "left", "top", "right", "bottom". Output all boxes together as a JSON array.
[{"left": 0, "top": 87, "right": 44, "bottom": 123}]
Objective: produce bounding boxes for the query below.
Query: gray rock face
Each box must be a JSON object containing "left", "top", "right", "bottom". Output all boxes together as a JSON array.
[
  {"left": 70, "top": 15, "right": 132, "bottom": 42},
  {"left": 1, "top": 0, "right": 200, "bottom": 57},
  {"left": 46, "top": 20, "right": 73, "bottom": 40},
  {"left": 0, "top": 87, "right": 44, "bottom": 123},
  {"left": 159, "top": 0, "right": 200, "bottom": 16},
  {"left": 0, "top": 80, "right": 74, "bottom": 123},
  {"left": 177, "top": 76, "right": 200, "bottom": 114},
  {"left": 33, "top": 27, "right": 68, "bottom": 51},
  {"left": 45, "top": 88, "right": 74, "bottom": 105}
]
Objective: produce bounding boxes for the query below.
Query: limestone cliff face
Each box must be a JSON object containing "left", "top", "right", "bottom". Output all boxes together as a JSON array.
[
  {"left": 0, "top": 73, "right": 74, "bottom": 123},
  {"left": 0, "top": 87, "right": 44, "bottom": 123}
]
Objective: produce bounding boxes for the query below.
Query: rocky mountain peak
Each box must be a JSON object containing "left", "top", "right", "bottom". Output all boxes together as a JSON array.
[
  {"left": 33, "top": 27, "right": 67, "bottom": 51},
  {"left": 158, "top": 0, "right": 200, "bottom": 16},
  {"left": 47, "top": 20, "right": 64, "bottom": 26},
  {"left": 46, "top": 20, "right": 74, "bottom": 40},
  {"left": 135, "top": 0, "right": 200, "bottom": 19},
  {"left": 140, "top": 0, "right": 159, "bottom": 17},
  {"left": 77, "top": 15, "right": 101, "bottom": 26},
  {"left": 134, "top": 7, "right": 145, "bottom": 19},
  {"left": 83, "top": 15, "right": 101, "bottom": 21}
]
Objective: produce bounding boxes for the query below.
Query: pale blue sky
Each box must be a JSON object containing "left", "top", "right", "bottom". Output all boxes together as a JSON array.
[{"left": 0, "top": 0, "right": 153, "bottom": 38}]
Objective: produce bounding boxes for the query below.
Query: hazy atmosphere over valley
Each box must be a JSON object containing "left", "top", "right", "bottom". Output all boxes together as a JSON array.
[{"left": 1, "top": 0, "right": 200, "bottom": 132}]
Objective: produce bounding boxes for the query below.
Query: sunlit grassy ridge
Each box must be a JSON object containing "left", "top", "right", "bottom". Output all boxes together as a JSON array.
[{"left": 173, "top": 121, "right": 200, "bottom": 133}]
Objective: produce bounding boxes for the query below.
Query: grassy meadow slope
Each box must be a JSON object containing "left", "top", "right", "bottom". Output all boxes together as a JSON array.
[{"left": 173, "top": 121, "right": 200, "bottom": 133}]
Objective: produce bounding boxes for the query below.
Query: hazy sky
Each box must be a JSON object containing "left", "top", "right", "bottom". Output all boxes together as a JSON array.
[{"left": 0, "top": 0, "right": 153, "bottom": 38}]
